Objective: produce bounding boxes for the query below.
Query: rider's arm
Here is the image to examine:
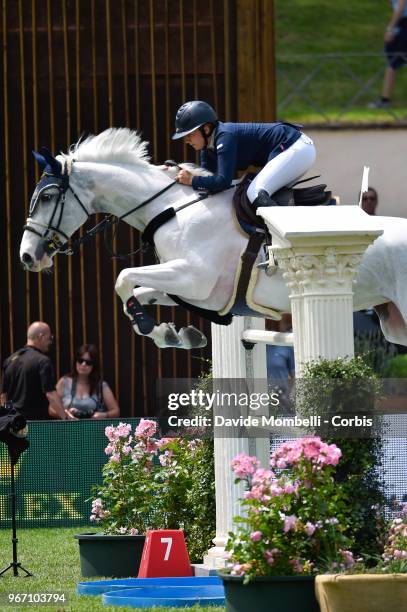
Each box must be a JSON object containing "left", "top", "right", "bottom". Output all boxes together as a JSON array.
[{"left": 192, "top": 131, "right": 238, "bottom": 192}]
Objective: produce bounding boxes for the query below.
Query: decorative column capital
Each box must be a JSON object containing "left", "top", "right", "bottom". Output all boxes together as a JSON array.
[{"left": 273, "top": 246, "right": 363, "bottom": 295}]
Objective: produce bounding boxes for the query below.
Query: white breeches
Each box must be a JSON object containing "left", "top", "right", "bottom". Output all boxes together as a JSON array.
[{"left": 246, "top": 133, "right": 317, "bottom": 203}]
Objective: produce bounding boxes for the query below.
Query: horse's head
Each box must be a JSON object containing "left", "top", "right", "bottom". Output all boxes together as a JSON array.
[{"left": 20, "top": 148, "right": 90, "bottom": 271}]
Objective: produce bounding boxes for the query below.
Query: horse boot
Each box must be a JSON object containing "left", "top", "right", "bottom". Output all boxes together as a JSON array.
[{"left": 126, "top": 296, "right": 156, "bottom": 335}]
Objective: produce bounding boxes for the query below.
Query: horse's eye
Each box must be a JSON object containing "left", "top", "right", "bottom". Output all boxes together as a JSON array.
[{"left": 40, "top": 193, "right": 52, "bottom": 202}]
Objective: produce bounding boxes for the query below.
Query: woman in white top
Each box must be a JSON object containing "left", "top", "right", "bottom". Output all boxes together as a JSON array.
[{"left": 55, "top": 344, "right": 119, "bottom": 419}]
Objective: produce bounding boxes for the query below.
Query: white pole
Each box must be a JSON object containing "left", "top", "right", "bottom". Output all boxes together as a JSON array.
[{"left": 203, "top": 317, "right": 269, "bottom": 568}]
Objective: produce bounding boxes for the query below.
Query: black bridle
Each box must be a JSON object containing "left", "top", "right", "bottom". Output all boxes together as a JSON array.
[
  {"left": 23, "top": 160, "right": 90, "bottom": 256},
  {"left": 24, "top": 160, "right": 177, "bottom": 259}
]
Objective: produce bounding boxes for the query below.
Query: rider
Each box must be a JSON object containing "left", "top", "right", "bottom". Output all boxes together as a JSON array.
[{"left": 172, "top": 100, "right": 316, "bottom": 208}]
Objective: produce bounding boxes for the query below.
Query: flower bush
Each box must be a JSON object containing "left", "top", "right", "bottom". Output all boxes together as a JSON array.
[
  {"left": 89, "top": 419, "right": 215, "bottom": 562},
  {"left": 296, "top": 356, "right": 386, "bottom": 559},
  {"left": 225, "top": 437, "right": 354, "bottom": 581},
  {"left": 381, "top": 502, "right": 407, "bottom": 572}
]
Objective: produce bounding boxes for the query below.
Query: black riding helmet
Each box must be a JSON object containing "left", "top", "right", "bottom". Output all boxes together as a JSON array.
[{"left": 172, "top": 100, "right": 218, "bottom": 140}]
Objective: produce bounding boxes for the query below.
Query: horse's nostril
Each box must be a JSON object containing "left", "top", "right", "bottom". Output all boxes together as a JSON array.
[{"left": 22, "top": 253, "right": 33, "bottom": 265}]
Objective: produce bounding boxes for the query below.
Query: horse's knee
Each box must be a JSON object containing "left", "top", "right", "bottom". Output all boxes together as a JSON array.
[{"left": 115, "top": 269, "right": 132, "bottom": 300}]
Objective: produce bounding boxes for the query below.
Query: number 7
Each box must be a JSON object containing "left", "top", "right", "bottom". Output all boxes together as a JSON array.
[{"left": 160, "top": 537, "right": 173, "bottom": 561}]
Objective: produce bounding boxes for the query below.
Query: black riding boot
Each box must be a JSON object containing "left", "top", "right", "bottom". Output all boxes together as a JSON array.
[{"left": 251, "top": 189, "right": 278, "bottom": 209}]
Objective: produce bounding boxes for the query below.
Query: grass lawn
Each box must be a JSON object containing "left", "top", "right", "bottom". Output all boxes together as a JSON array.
[
  {"left": 275, "top": 1, "right": 407, "bottom": 123},
  {"left": 0, "top": 528, "right": 224, "bottom": 612}
]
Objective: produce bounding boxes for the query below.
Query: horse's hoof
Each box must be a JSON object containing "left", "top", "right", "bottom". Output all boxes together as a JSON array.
[
  {"left": 153, "top": 322, "right": 183, "bottom": 348},
  {"left": 179, "top": 325, "right": 207, "bottom": 349}
]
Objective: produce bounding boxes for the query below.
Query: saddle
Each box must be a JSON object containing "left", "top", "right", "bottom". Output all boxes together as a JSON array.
[{"left": 233, "top": 173, "right": 333, "bottom": 231}]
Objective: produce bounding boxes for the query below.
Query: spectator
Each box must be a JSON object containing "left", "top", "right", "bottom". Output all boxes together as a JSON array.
[
  {"left": 266, "top": 315, "right": 295, "bottom": 407},
  {"left": 360, "top": 186, "right": 379, "bottom": 215},
  {"left": 0, "top": 321, "right": 66, "bottom": 420},
  {"left": 56, "top": 344, "right": 119, "bottom": 419},
  {"left": 369, "top": 0, "right": 407, "bottom": 109}
]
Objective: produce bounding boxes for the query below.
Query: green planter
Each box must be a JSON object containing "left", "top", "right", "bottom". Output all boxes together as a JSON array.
[
  {"left": 218, "top": 573, "right": 319, "bottom": 612},
  {"left": 74, "top": 532, "right": 145, "bottom": 577}
]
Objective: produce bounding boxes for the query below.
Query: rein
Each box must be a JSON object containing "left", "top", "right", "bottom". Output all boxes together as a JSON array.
[{"left": 65, "top": 178, "right": 179, "bottom": 260}]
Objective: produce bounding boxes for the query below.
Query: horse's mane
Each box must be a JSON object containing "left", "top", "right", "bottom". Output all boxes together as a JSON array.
[{"left": 62, "top": 128, "right": 150, "bottom": 166}]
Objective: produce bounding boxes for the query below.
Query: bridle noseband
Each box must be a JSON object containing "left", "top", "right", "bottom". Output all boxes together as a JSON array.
[{"left": 23, "top": 160, "right": 90, "bottom": 256}]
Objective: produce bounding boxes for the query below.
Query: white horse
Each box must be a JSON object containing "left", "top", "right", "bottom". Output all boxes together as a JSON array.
[{"left": 20, "top": 128, "right": 407, "bottom": 349}]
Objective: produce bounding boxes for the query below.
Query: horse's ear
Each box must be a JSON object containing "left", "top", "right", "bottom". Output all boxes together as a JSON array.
[
  {"left": 32, "top": 150, "right": 47, "bottom": 169},
  {"left": 40, "top": 146, "right": 62, "bottom": 176}
]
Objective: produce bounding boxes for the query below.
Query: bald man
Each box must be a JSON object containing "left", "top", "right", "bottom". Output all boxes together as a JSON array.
[{"left": 1, "top": 322, "right": 66, "bottom": 420}]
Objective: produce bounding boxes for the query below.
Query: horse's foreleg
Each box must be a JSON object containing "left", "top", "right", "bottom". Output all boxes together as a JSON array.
[
  {"left": 115, "top": 259, "right": 215, "bottom": 302},
  {"left": 115, "top": 262, "right": 212, "bottom": 349},
  {"left": 133, "top": 287, "right": 178, "bottom": 307},
  {"left": 131, "top": 287, "right": 207, "bottom": 350}
]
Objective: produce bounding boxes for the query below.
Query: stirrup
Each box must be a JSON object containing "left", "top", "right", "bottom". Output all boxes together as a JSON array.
[{"left": 256, "top": 251, "right": 278, "bottom": 276}]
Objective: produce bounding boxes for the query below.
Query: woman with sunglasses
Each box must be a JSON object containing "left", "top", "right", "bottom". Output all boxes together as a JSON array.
[{"left": 56, "top": 344, "right": 119, "bottom": 419}]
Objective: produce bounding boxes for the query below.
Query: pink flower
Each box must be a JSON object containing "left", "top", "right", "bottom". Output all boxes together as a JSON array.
[
  {"left": 283, "top": 482, "right": 297, "bottom": 495},
  {"left": 340, "top": 549, "right": 355, "bottom": 567},
  {"left": 116, "top": 422, "right": 132, "bottom": 438},
  {"left": 159, "top": 450, "right": 174, "bottom": 467},
  {"left": 135, "top": 419, "right": 157, "bottom": 439},
  {"left": 156, "top": 437, "right": 173, "bottom": 448},
  {"left": 270, "top": 483, "right": 284, "bottom": 497},
  {"left": 130, "top": 528, "right": 139, "bottom": 535},
  {"left": 105, "top": 425, "right": 118, "bottom": 442},
  {"left": 289, "top": 558, "right": 303, "bottom": 573},
  {"left": 231, "top": 563, "right": 251, "bottom": 576},
  {"left": 304, "top": 522, "right": 316, "bottom": 536},
  {"left": 104, "top": 444, "right": 114, "bottom": 455},
  {"left": 264, "top": 550, "right": 275, "bottom": 566},
  {"left": 231, "top": 453, "right": 260, "bottom": 479},
  {"left": 394, "top": 550, "right": 407, "bottom": 559},
  {"left": 250, "top": 531, "right": 262, "bottom": 542},
  {"left": 105, "top": 423, "right": 132, "bottom": 442},
  {"left": 270, "top": 437, "right": 342, "bottom": 469},
  {"left": 282, "top": 514, "right": 298, "bottom": 533},
  {"left": 146, "top": 440, "right": 158, "bottom": 454},
  {"left": 252, "top": 468, "right": 274, "bottom": 485}
]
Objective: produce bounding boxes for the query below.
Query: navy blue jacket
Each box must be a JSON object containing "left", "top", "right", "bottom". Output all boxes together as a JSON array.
[{"left": 191, "top": 121, "right": 302, "bottom": 192}]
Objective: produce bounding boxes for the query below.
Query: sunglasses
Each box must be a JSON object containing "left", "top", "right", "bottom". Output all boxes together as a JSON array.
[{"left": 77, "top": 358, "right": 94, "bottom": 366}]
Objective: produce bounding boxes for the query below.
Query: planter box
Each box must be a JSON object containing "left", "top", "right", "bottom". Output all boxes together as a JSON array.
[
  {"left": 218, "top": 573, "right": 319, "bottom": 612},
  {"left": 75, "top": 532, "right": 145, "bottom": 577},
  {"left": 316, "top": 573, "right": 407, "bottom": 612}
]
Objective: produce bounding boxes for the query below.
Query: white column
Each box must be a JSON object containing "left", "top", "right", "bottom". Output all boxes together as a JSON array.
[
  {"left": 204, "top": 317, "right": 269, "bottom": 568},
  {"left": 279, "top": 249, "right": 360, "bottom": 372}
]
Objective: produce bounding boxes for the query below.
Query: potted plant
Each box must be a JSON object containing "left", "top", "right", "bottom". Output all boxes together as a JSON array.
[
  {"left": 76, "top": 419, "right": 215, "bottom": 577},
  {"left": 218, "top": 437, "right": 354, "bottom": 612},
  {"left": 316, "top": 502, "right": 407, "bottom": 612}
]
